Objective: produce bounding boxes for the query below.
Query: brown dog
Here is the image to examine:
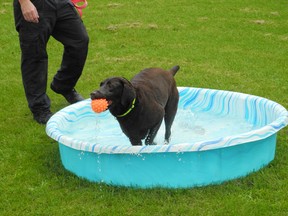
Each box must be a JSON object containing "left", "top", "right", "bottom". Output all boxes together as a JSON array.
[{"left": 90, "top": 66, "right": 180, "bottom": 146}]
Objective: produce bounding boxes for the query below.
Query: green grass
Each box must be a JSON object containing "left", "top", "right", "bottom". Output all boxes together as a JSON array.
[{"left": 1, "top": 0, "right": 288, "bottom": 215}]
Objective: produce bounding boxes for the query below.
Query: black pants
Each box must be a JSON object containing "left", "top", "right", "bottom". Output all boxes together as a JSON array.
[{"left": 13, "top": 0, "right": 89, "bottom": 113}]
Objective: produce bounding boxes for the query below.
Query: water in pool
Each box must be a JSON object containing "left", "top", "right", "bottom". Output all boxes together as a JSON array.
[{"left": 62, "top": 108, "right": 260, "bottom": 146}]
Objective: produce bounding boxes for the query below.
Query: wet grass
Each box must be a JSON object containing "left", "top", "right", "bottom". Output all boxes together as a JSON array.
[{"left": 1, "top": 0, "right": 288, "bottom": 215}]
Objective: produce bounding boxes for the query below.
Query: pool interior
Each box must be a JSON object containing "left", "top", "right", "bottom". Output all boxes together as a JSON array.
[{"left": 59, "top": 106, "right": 261, "bottom": 147}]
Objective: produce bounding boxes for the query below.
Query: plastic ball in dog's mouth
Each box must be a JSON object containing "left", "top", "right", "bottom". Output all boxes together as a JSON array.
[{"left": 91, "top": 99, "right": 109, "bottom": 113}]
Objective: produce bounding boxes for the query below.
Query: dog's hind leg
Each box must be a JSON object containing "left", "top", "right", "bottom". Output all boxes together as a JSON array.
[
  {"left": 164, "top": 117, "right": 173, "bottom": 145},
  {"left": 164, "top": 113, "right": 177, "bottom": 144},
  {"left": 145, "top": 121, "right": 163, "bottom": 145},
  {"left": 164, "top": 94, "right": 179, "bottom": 144}
]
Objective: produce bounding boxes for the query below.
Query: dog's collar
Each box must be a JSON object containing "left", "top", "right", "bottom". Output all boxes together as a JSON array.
[{"left": 117, "top": 98, "right": 136, "bottom": 118}]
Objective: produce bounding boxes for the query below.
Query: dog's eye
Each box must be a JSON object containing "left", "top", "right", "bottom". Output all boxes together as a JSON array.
[{"left": 107, "top": 81, "right": 112, "bottom": 88}]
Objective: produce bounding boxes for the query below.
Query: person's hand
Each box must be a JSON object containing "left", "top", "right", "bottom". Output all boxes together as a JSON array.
[{"left": 19, "top": 0, "right": 39, "bottom": 23}]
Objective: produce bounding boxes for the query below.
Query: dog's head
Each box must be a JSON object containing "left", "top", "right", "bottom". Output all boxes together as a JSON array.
[{"left": 90, "top": 77, "right": 136, "bottom": 108}]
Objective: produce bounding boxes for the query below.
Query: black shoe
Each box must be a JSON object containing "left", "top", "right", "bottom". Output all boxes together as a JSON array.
[
  {"left": 50, "top": 84, "right": 84, "bottom": 104},
  {"left": 33, "top": 110, "right": 53, "bottom": 124},
  {"left": 61, "top": 89, "right": 84, "bottom": 104}
]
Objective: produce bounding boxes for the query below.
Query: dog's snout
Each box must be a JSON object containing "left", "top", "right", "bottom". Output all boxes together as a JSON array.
[
  {"left": 90, "top": 91, "right": 98, "bottom": 99},
  {"left": 90, "top": 90, "right": 104, "bottom": 100}
]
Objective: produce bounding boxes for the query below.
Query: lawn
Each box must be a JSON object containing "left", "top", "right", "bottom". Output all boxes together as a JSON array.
[{"left": 1, "top": 0, "right": 287, "bottom": 215}]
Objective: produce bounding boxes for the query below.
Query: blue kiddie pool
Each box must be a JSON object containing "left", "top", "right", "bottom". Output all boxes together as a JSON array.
[{"left": 46, "top": 87, "right": 288, "bottom": 188}]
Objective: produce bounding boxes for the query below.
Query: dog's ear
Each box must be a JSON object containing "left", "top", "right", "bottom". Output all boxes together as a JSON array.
[{"left": 119, "top": 77, "right": 136, "bottom": 106}]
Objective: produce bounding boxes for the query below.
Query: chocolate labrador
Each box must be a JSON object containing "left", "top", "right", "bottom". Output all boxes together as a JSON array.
[{"left": 90, "top": 66, "right": 180, "bottom": 146}]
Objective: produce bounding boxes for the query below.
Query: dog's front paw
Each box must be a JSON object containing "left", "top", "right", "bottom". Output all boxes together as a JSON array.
[
  {"left": 163, "top": 139, "right": 170, "bottom": 145},
  {"left": 164, "top": 139, "right": 170, "bottom": 145}
]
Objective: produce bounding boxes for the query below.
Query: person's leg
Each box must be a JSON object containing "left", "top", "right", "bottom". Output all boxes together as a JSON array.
[
  {"left": 50, "top": 1, "right": 89, "bottom": 103},
  {"left": 13, "top": 0, "right": 54, "bottom": 123}
]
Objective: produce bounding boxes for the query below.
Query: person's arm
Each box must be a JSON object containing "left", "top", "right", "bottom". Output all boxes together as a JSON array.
[{"left": 19, "top": 0, "right": 39, "bottom": 23}]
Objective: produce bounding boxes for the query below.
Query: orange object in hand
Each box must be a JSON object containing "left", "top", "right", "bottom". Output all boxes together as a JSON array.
[{"left": 91, "top": 99, "right": 108, "bottom": 113}]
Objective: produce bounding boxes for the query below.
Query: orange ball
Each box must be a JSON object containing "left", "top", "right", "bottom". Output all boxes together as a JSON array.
[{"left": 91, "top": 99, "right": 108, "bottom": 113}]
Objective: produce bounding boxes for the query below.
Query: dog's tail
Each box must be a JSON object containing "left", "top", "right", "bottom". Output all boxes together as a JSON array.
[{"left": 170, "top": 65, "right": 180, "bottom": 76}]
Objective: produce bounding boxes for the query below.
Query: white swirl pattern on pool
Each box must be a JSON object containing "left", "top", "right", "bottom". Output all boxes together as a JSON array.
[{"left": 46, "top": 87, "right": 288, "bottom": 154}]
